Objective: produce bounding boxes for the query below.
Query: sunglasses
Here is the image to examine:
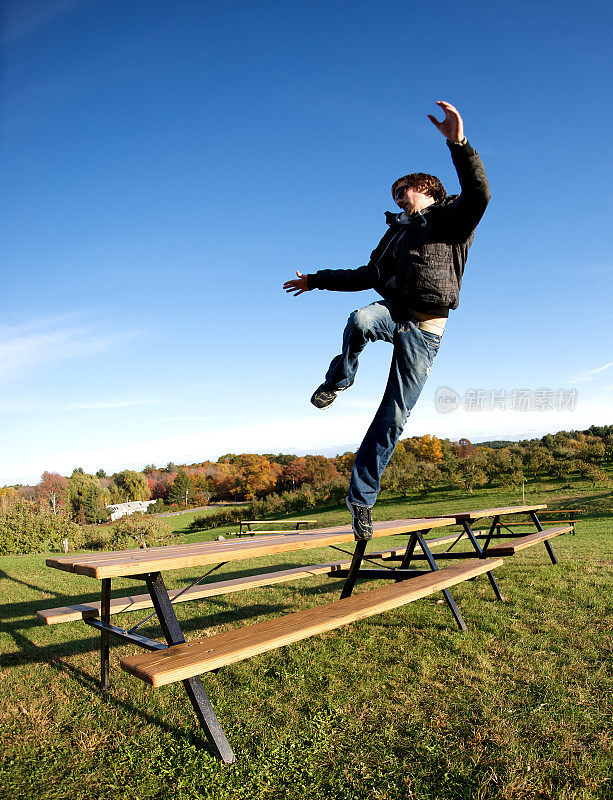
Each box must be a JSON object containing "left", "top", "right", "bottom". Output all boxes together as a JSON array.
[{"left": 393, "top": 185, "right": 410, "bottom": 201}]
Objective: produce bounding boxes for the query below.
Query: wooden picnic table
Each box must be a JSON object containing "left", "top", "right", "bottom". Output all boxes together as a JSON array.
[
  {"left": 44, "top": 515, "right": 493, "bottom": 763},
  {"left": 421, "top": 504, "right": 573, "bottom": 567},
  {"left": 238, "top": 519, "right": 316, "bottom": 535}
]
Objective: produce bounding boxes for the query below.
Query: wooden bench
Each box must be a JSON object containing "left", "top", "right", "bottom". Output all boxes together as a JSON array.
[
  {"left": 492, "top": 509, "right": 582, "bottom": 535},
  {"left": 38, "top": 532, "right": 468, "bottom": 625},
  {"left": 484, "top": 526, "right": 572, "bottom": 556},
  {"left": 120, "top": 558, "right": 503, "bottom": 687}
]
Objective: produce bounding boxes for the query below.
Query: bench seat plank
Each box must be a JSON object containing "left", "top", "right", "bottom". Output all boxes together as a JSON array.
[
  {"left": 45, "top": 517, "right": 455, "bottom": 579},
  {"left": 485, "top": 526, "right": 572, "bottom": 556},
  {"left": 120, "top": 558, "right": 503, "bottom": 686}
]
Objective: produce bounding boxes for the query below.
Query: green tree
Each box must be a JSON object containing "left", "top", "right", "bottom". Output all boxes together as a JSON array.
[
  {"left": 114, "top": 470, "right": 150, "bottom": 501},
  {"left": 67, "top": 471, "right": 110, "bottom": 523},
  {"left": 381, "top": 448, "right": 418, "bottom": 496},
  {"left": 169, "top": 468, "right": 192, "bottom": 506}
]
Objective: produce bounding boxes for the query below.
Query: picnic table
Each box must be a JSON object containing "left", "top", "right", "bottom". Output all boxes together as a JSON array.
[
  {"left": 40, "top": 516, "right": 502, "bottom": 763},
  {"left": 237, "top": 519, "right": 316, "bottom": 535},
  {"left": 398, "top": 505, "right": 574, "bottom": 581}
]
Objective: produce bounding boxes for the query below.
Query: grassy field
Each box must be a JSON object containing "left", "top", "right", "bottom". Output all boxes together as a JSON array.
[{"left": 1, "top": 482, "right": 611, "bottom": 799}]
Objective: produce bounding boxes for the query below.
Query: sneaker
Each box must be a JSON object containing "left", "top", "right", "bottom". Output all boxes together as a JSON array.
[
  {"left": 345, "top": 496, "right": 373, "bottom": 541},
  {"left": 310, "top": 380, "right": 353, "bottom": 410}
]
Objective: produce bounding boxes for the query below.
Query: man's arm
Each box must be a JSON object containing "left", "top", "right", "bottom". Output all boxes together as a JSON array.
[
  {"left": 283, "top": 262, "right": 377, "bottom": 296},
  {"left": 429, "top": 101, "right": 491, "bottom": 241}
]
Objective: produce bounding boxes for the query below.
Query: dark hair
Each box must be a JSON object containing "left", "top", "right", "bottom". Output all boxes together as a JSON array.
[{"left": 391, "top": 172, "right": 447, "bottom": 203}]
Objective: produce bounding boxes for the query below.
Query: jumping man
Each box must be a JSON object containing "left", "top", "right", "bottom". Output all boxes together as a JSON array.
[{"left": 283, "top": 101, "right": 490, "bottom": 540}]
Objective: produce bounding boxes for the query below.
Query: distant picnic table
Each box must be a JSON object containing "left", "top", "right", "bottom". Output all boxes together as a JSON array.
[{"left": 237, "top": 519, "right": 316, "bottom": 535}]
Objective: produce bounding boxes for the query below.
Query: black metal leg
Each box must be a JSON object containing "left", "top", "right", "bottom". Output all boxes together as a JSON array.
[
  {"left": 461, "top": 521, "right": 504, "bottom": 602},
  {"left": 544, "top": 540, "right": 558, "bottom": 565},
  {"left": 441, "top": 588, "right": 468, "bottom": 631},
  {"left": 100, "top": 578, "right": 111, "bottom": 689},
  {"left": 144, "top": 571, "right": 236, "bottom": 764},
  {"left": 399, "top": 532, "right": 419, "bottom": 570},
  {"left": 414, "top": 531, "right": 468, "bottom": 631},
  {"left": 530, "top": 511, "right": 558, "bottom": 565},
  {"left": 340, "top": 539, "right": 368, "bottom": 599},
  {"left": 482, "top": 516, "right": 500, "bottom": 550}
]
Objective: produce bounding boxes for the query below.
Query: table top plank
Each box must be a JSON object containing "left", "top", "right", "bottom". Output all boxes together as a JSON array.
[
  {"left": 46, "top": 517, "right": 455, "bottom": 579},
  {"left": 437, "top": 504, "right": 547, "bottom": 522}
]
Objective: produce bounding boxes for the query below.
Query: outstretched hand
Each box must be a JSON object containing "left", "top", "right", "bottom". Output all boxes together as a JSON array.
[
  {"left": 428, "top": 100, "right": 464, "bottom": 143},
  {"left": 283, "top": 270, "right": 310, "bottom": 296}
]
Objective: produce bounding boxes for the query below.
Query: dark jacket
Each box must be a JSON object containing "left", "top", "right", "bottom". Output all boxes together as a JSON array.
[{"left": 306, "top": 139, "right": 490, "bottom": 319}]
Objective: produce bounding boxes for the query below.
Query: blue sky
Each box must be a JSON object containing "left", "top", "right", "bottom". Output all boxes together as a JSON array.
[{"left": 1, "top": 0, "right": 612, "bottom": 485}]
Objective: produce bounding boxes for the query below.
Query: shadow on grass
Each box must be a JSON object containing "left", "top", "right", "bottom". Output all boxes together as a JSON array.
[
  {"left": 0, "top": 559, "right": 336, "bottom": 622},
  {"left": 44, "top": 657, "right": 223, "bottom": 758},
  {"left": 0, "top": 598, "right": 291, "bottom": 667}
]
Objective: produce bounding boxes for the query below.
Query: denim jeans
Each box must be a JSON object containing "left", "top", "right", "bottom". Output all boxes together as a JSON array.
[{"left": 324, "top": 300, "right": 441, "bottom": 507}]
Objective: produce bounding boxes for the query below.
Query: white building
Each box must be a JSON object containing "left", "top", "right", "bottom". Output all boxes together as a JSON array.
[{"left": 106, "top": 499, "right": 157, "bottom": 522}]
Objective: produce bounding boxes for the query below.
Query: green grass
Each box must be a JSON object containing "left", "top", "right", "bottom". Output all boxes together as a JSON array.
[{"left": 1, "top": 482, "right": 611, "bottom": 799}]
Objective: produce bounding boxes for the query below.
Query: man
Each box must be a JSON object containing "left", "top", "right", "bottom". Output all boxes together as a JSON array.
[{"left": 283, "top": 101, "right": 490, "bottom": 541}]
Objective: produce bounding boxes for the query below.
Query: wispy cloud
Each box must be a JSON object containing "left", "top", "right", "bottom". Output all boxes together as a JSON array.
[
  {"left": 0, "top": 314, "right": 136, "bottom": 384},
  {"left": 67, "top": 399, "right": 161, "bottom": 411},
  {"left": 570, "top": 361, "right": 613, "bottom": 383}
]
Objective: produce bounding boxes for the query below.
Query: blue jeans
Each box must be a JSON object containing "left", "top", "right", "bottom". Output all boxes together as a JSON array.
[{"left": 324, "top": 300, "right": 441, "bottom": 507}]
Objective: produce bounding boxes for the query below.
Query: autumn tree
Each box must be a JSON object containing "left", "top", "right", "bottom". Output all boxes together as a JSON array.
[
  {"left": 417, "top": 434, "right": 443, "bottom": 462},
  {"left": 37, "top": 472, "right": 68, "bottom": 513},
  {"left": 301, "top": 455, "right": 341, "bottom": 485},
  {"left": 0, "top": 486, "right": 18, "bottom": 513},
  {"left": 453, "top": 458, "right": 488, "bottom": 493},
  {"left": 147, "top": 471, "right": 172, "bottom": 501},
  {"left": 333, "top": 452, "right": 356, "bottom": 477},
  {"left": 206, "top": 461, "right": 241, "bottom": 500},
  {"left": 188, "top": 470, "right": 212, "bottom": 506},
  {"left": 233, "top": 454, "right": 283, "bottom": 500}
]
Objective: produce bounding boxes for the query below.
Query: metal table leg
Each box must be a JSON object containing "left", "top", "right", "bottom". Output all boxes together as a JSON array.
[
  {"left": 339, "top": 539, "right": 368, "bottom": 599},
  {"left": 144, "top": 571, "right": 236, "bottom": 764},
  {"left": 461, "top": 521, "right": 504, "bottom": 601},
  {"left": 530, "top": 510, "right": 558, "bottom": 564},
  {"left": 414, "top": 531, "right": 467, "bottom": 631},
  {"left": 100, "top": 578, "right": 111, "bottom": 689}
]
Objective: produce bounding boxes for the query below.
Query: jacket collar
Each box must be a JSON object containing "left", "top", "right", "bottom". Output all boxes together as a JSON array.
[{"left": 385, "top": 195, "right": 457, "bottom": 225}]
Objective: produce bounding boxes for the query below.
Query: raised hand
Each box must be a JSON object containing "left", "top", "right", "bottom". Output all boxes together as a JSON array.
[
  {"left": 427, "top": 100, "right": 464, "bottom": 143},
  {"left": 283, "top": 270, "right": 310, "bottom": 296}
]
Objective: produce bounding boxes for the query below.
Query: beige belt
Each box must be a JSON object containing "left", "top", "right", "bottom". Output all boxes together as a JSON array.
[{"left": 414, "top": 318, "right": 446, "bottom": 336}]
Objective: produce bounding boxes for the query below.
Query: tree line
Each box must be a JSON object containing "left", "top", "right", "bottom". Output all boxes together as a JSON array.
[{"left": 1, "top": 425, "right": 611, "bottom": 526}]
